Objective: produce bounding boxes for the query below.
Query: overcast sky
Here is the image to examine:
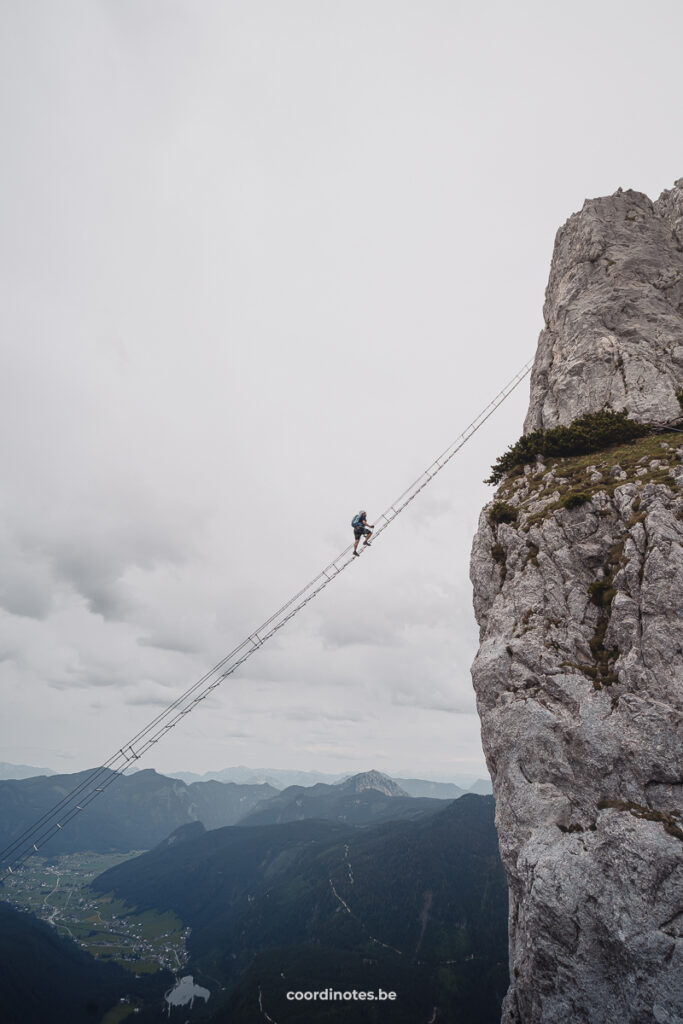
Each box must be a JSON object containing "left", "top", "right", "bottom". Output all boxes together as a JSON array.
[{"left": 1, "top": 1, "right": 682, "bottom": 784}]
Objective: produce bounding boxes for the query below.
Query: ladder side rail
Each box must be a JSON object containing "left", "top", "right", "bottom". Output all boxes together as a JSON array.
[{"left": 0, "top": 361, "right": 532, "bottom": 879}]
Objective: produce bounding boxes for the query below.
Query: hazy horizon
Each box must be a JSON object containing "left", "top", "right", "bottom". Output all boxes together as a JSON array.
[{"left": 0, "top": 757, "right": 491, "bottom": 787}]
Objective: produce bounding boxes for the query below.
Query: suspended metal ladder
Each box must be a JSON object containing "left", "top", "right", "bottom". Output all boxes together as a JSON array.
[{"left": 0, "top": 360, "right": 532, "bottom": 880}]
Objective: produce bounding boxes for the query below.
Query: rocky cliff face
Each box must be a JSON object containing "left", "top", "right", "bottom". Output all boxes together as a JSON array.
[
  {"left": 471, "top": 180, "right": 683, "bottom": 1023},
  {"left": 525, "top": 179, "right": 683, "bottom": 433}
]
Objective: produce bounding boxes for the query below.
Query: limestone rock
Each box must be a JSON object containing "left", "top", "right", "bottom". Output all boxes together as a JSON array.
[
  {"left": 656, "top": 176, "right": 683, "bottom": 250},
  {"left": 471, "top": 180, "right": 683, "bottom": 1023},
  {"left": 524, "top": 181, "right": 683, "bottom": 432},
  {"left": 472, "top": 448, "right": 683, "bottom": 1022}
]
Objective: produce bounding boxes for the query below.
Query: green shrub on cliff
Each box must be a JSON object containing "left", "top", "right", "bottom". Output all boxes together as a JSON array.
[
  {"left": 485, "top": 410, "right": 649, "bottom": 485},
  {"left": 488, "top": 501, "right": 517, "bottom": 525}
]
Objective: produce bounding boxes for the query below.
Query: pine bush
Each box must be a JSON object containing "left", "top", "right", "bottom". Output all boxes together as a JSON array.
[{"left": 485, "top": 410, "right": 649, "bottom": 485}]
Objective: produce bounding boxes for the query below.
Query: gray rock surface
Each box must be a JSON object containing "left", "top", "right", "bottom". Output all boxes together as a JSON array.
[
  {"left": 524, "top": 180, "right": 683, "bottom": 432},
  {"left": 471, "top": 180, "right": 683, "bottom": 1023}
]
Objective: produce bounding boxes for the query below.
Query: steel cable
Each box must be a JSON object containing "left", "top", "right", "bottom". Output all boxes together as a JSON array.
[{"left": 0, "top": 359, "right": 532, "bottom": 879}]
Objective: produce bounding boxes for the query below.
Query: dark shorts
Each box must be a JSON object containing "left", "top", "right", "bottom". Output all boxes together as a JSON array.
[{"left": 354, "top": 526, "right": 372, "bottom": 539}]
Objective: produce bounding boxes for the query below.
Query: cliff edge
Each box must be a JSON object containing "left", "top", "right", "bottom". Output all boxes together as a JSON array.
[{"left": 471, "top": 180, "right": 683, "bottom": 1023}]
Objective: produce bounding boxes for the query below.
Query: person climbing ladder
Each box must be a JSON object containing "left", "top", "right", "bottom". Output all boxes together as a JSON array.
[
  {"left": 351, "top": 510, "right": 374, "bottom": 556},
  {"left": 0, "top": 362, "right": 532, "bottom": 882}
]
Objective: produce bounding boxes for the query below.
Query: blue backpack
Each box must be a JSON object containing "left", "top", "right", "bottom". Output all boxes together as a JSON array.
[{"left": 351, "top": 512, "right": 363, "bottom": 528}]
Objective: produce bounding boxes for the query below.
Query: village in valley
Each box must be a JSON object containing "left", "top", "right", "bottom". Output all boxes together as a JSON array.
[{"left": 3, "top": 851, "right": 190, "bottom": 974}]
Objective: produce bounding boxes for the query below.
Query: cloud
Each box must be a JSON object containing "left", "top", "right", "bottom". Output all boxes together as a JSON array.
[
  {"left": 392, "top": 687, "right": 477, "bottom": 715},
  {"left": 275, "top": 706, "right": 365, "bottom": 724},
  {"left": 319, "top": 613, "right": 402, "bottom": 650},
  {"left": 47, "top": 519, "right": 189, "bottom": 621},
  {"left": 137, "top": 632, "right": 201, "bottom": 654},
  {"left": 124, "top": 692, "right": 186, "bottom": 709},
  {"left": 293, "top": 742, "right": 377, "bottom": 761},
  {"left": 48, "top": 662, "right": 133, "bottom": 691},
  {"left": 5, "top": 0, "right": 644, "bottom": 778},
  {"left": 0, "top": 530, "right": 54, "bottom": 619}
]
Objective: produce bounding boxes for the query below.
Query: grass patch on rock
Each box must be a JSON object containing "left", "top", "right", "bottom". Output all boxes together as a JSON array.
[
  {"left": 560, "top": 491, "right": 591, "bottom": 510},
  {"left": 493, "top": 431, "right": 681, "bottom": 531},
  {"left": 486, "top": 410, "right": 650, "bottom": 485}
]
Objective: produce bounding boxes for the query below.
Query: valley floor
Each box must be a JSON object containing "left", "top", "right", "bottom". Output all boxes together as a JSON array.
[{"left": 3, "top": 851, "right": 189, "bottom": 974}]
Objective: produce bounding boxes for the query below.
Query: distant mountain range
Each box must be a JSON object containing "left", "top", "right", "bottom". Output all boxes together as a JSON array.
[
  {"left": 238, "top": 770, "right": 447, "bottom": 827},
  {"left": 91, "top": 795, "right": 508, "bottom": 1024},
  {"left": 0, "top": 767, "right": 492, "bottom": 871},
  {"left": 394, "top": 777, "right": 467, "bottom": 799},
  {"left": 166, "top": 764, "right": 493, "bottom": 794},
  {"left": 0, "top": 770, "right": 278, "bottom": 861},
  {"left": 0, "top": 761, "right": 493, "bottom": 795},
  {"left": 0, "top": 762, "right": 56, "bottom": 780},
  {"left": 468, "top": 777, "right": 494, "bottom": 795},
  {"left": 168, "top": 764, "right": 345, "bottom": 788}
]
